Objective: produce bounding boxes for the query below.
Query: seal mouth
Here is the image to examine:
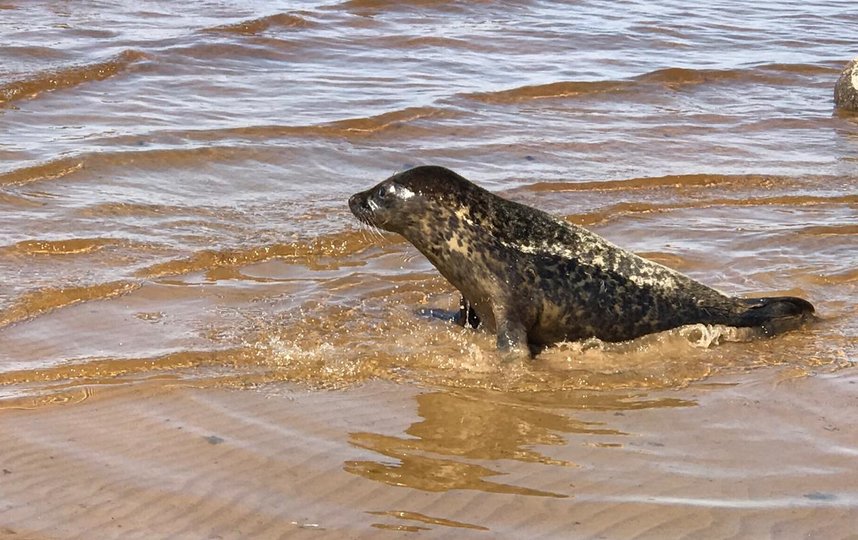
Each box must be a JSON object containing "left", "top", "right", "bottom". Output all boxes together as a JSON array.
[{"left": 348, "top": 192, "right": 377, "bottom": 227}]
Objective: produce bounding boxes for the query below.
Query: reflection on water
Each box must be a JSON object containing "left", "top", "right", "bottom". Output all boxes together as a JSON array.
[
  {"left": 367, "top": 510, "right": 489, "bottom": 532},
  {"left": 345, "top": 388, "right": 693, "bottom": 497}
]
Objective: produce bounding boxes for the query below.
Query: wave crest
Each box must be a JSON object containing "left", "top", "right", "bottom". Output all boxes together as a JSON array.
[
  {"left": 462, "top": 63, "right": 822, "bottom": 104},
  {"left": 0, "top": 50, "right": 147, "bottom": 105},
  {"left": 204, "top": 13, "right": 315, "bottom": 35}
]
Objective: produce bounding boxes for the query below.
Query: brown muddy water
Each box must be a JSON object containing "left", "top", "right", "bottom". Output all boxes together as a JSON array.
[{"left": 0, "top": 1, "right": 857, "bottom": 538}]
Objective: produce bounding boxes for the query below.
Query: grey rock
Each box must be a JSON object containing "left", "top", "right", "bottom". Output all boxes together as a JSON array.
[{"left": 834, "top": 58, "right": 858, "bottom": 111}]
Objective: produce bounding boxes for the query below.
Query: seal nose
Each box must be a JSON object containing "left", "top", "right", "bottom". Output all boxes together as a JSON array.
[{"left": 348, "top": 192, "right": 366, "bottom": 218}]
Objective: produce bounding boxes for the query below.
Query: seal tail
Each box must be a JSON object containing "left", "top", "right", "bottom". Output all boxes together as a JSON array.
[{"left": 733, "top": 296, "right": 815, "bottom": 334}]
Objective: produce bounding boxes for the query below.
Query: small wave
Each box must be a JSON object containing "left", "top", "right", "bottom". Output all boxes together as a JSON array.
[
  {"left": 0, "top": 281, "right": 140, "bottom": 329},
  {"left": 569, "top": 202, "right": 669, "bottom": 226},
  {"left": 0, "top": 158, "right": 84, "bottom": 186},
  {"left": 634, "top": 65, "right": 806, "bottom": 88},
  {"left": 374, "top": 35, "right": 493, "bottom": 52},
  {"left": 135, "top": 230, "right": 394, "bottom": 280},
  {"left": 634, "top": 66, "right": 746, "bottom": 86},
  {"left": 734, "top": 117, "right": 830, "bottom": 132},
  {"left": 568, "top": 193, "right": 858, "bottom": 226},
  {"left": 320, "top": 106, "right": 455, "bottom": 135},
  {"left": 136, "top": 245, "right": 299, "bottom": 280},
  {"left": 163, "top": 40, "right": 296, "bottom": 62},
  {"left": 276, "top": 105, "right": 457, "bottom": 139},
  {"left": 0, "top": 192, "right": 43, "bottom": 208},
  {"left": 336, "top": 0, "right": 470, "bottom": 12},
  {"left": 758, "top": 62, "right": 841, "bottom": 75},
  {"left": 24, "top": 106, "right": 460, "bottom": 149},
  {"left": 0, "top": 237, "right": 158, "bottom": 258},
  {"left": 77, "top": 201, "right": 217, "bottom": 219},
  {"left": 0, "top": 50, "right": 147, "bottom": 105},
  {"left": 163, "top": 105, "right": 460, "bottom": 142},
  {"left": 516, "top": 173, "right": 790, "bottom": 193},
  {"left": 204, "top": 12, "right": 315, "bottom": 35},
  {"left": 5, "top": 238, "right": 113, "bottom": 256},
  {"left": 464, "top": 80, "right": 626, "bottom": 104},
  {"left": 0, "top": 146, "right": 260, "bottom": 187},
  {"left": 462, "top": 64, "right": 809, "bottom": 104},
  {"left": 0, "top": 348, "right": 250, "bottom": 387}
]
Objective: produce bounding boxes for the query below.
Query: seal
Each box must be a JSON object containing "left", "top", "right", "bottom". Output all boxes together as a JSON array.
[{"left": 349, "top": 165, "right": 815, "bottom": 358}]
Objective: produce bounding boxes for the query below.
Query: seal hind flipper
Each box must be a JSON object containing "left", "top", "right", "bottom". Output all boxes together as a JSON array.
[{"left": 734, "top": 296, "right": 816, "bottom": 335}]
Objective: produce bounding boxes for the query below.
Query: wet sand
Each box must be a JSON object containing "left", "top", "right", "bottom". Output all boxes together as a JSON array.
[{"left": 1, "top": 366, "right": 856, "bottom": 539}]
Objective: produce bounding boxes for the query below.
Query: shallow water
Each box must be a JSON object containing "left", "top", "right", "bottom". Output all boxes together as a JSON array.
[
  {"left": 1, "top": 0, "right": 855, "bottom": 395},
  {"left": 0, "top": 1, "right": 857, "bottom": 534}
]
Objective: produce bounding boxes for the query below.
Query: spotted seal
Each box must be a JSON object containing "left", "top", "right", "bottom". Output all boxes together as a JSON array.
[{"left": 349, "top": 165, "right": 815, "bottom": 358}]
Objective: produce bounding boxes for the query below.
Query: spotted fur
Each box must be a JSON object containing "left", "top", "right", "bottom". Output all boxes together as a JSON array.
[{"left": 349, "top": 166, "right": 814, "bottom": 357}]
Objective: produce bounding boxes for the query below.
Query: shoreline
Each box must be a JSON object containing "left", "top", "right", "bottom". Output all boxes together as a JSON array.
[{"left": 1, "top": 365, "right": 855, "bottom": 539}]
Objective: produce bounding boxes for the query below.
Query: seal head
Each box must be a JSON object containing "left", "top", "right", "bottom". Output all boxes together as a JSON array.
[{"left": 349, "top": 166, "right": 815, "bottom": 358}]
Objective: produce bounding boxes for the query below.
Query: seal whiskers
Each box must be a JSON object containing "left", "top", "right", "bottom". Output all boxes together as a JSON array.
[{"left": 348, "top": 166, "right": 815, "bottom": 359}]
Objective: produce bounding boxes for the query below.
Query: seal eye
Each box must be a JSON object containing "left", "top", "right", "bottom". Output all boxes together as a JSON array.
[{"left": 378, "top": 184, "right": 397, "bottom": 200}]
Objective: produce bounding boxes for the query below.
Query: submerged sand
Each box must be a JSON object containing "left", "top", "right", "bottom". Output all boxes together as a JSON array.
[{"left": 0, "top": 365, "right": 855, "bottom": 539}]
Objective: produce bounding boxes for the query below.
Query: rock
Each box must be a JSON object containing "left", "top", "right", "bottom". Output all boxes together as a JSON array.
[{"left": 834, "top": 58, "right": 858, "bottom": 111}]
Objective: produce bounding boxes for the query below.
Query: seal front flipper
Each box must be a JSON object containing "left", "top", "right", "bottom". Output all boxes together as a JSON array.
[
  {"left": 456, "top": 297, "right": 481, "bottom": 329},
  {"left": 495, "top": 311, "right": 530, "bottom": 362}
]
